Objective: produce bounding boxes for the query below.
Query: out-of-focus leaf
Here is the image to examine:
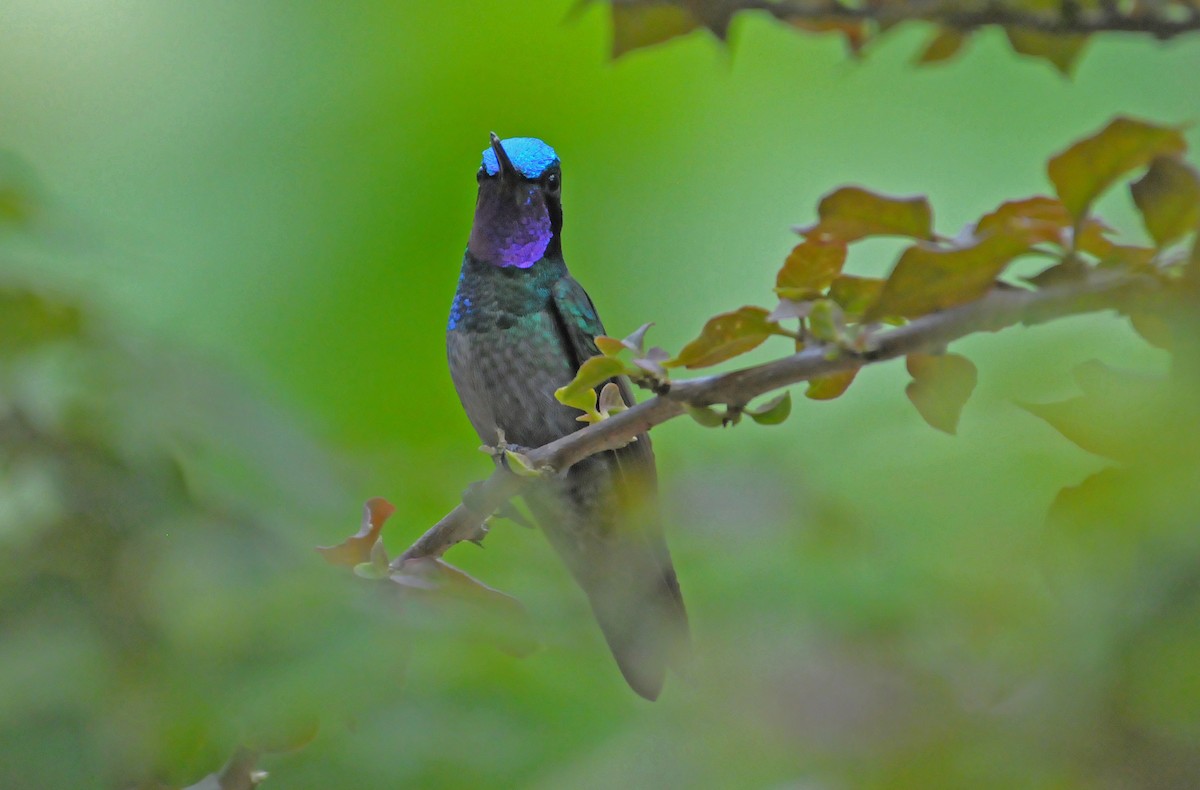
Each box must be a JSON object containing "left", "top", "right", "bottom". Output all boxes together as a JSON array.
[
  {"left": 806, "top": 368, "right": 858, "bottom": 400},
  {"left": 1004, "top": 27, "right": 1088, "bottom": 75},
  {"left": 685, "top": 403, "right": 725, "bottom": 427},
  {"left": 916, "top": 28, "right": 966, "bottom": 65},
  {"left": 1130, "top": 156, "right": 1200, "bottom": 248},
  {"left": 632, "top": 346, "right": 671, "bottom": 379},
  {"left": 789, "top": 17, "right": 869, "bottom": 55},
  {"left": 798, "top": 187, "right": 935, "bottom": 243},
  {"left": 746, "top": 391, "right": 791, "bottom": 425},
  {"left": 0, "top": 287, "right": 84, "bottom": 355},
  {"left": 1019, "top": 360, "right": 1170, "bottom": 462},
  {"left": 668, "top": 306, "right": 783, "bottom": 369},
  {"left": 864, "top": 232, "right": 1030, "bottom": 321},
  {"left": 1128, "top": 311, "right": 1173, "bottom": 350},
  {"left": 775, "top": 238, "right": 847, "bottom": 300},
  {"left": 391, "top": 558, "right": 538, "bottom": 657},
  {"left": 975, "top": 196, "right": 1072, "bottom": 246},
  {"left": 1048, "top": 117, "right": 1188, "bottom": 219},
  {"left": 0, "top": 151, "right": 43, "bottom": 228},
  {"left": 316, "top": 498, "right": 396, "bottom": 568},
  {"left": 829, "top": 275, "right": 885, "bottom": 320},
  {"left": 555, "top": 356, "right": 625, "bottom": 403},
  {"left": 807, "top": 299, "right": 844, "bottom": 343},
  {"left": 611, "top": 3, "right": 700, "bottom": 58},
  {"left": 905, "top": 352, "right": 977, "bottom": 435}
]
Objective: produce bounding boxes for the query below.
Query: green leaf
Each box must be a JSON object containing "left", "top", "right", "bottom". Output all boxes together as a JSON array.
[
  {"left": 611, "top": 3, "right": 700, "bottom": 58},
  {"left": 1048, "top": 117, "right": 1188, "bottom": 220},
  {"left": 504, "top": 449, "right": 542, "bottom": 477},
  {"left": 905, "top": 352, "right": 977, "bottom": 435},
  {"left": 668, "top": 306, "right": 783, "bottom": 369},
  {"left": 685, "top": 404, "right": 725, "bottom": 428},
  {"left": 806, "top": 368, "right": 858, "bottom": 400},
  {"left": 1130, "top": 155, "right": 1200, "bottom": 248},
  {"left": 807, "top": 299, "right": 844, "bottom": 343},
  {"left": 746, "top": 391, "right": 792, "bottom": 425},
  {"left": 864, "top": 231, "right": 1031, "bottom": 321},
  {"left": 1019, "top": 360, "right": 1170, "bottom": 462},
  {"left": 798, "top": 187, "right": 935, "bottom": 243},
  {"left": 775, "top": 238, "right": 847, "bottom": 300},
  {"left": 828, "top": 275, "right": 885, "bottom": 320},
  {"left": 1004, "top": 27, "right": 1088, "bottom": 76},
  {"left": 555, "top": 355, "right": 625, "bottom": 405}
]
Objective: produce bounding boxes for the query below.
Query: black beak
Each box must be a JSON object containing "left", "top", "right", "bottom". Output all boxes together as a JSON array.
[{"left": 489, "top": 132, "right": 517, "bottom": 182}]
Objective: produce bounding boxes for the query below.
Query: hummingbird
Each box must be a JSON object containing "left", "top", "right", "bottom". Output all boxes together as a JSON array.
[{"left": 446, "top": 134, "right": 689, "bottom": 699}]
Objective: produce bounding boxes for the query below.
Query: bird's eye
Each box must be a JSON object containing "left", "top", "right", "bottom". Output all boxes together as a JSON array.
[{"left": 545, "top": 171, "right": 560, "bottom": 191}]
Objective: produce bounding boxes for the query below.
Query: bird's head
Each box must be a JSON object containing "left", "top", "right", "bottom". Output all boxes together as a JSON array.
[{"left": 468, "top": 134, "right": 562, "bottom": 269}]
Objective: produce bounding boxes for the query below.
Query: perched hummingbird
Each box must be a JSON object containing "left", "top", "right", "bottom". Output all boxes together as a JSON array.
[{"left": 447, "top": 134, "right": 689, "bottom": 699}]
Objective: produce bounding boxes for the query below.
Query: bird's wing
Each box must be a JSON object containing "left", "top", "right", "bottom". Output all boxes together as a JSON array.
[{"left": 548, "top": 274, "right": 686, "bottom": 611}]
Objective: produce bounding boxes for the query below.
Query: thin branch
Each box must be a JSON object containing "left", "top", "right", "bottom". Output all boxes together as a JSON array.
[
  {"left": 620, "top": 0, "right": 1200, "bottom": 40},
  {"left": 392, "top": 267, "right": 1157, "bottom": 568}
]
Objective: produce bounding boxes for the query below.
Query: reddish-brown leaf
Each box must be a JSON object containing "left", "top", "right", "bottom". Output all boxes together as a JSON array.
[
  {"left": 916, "top": 28, "right": 967, "bottom": 65},
  {"left": 612, "top": 3, "right": 700, "bottom": 58},
  {"left": 799, "top": 187, "right": 935, "bottom": 243},
  {"left": 668, "top": 306, "right": 783, "bottom": 369},
  {"left": 1004, "top": 27, "right": 1088, "bottom": 76},
  {"left": 864, "top": 232, "right": 1031, "bottom": 321},
  {"left": 806, "top": 368, "right": 859, "bottom": 400},
  {"left": 316, "top": 498, "right": 396, "bottom": 567},
  {"left": 789, "top": 17, "right": 869, "bottom": 55},
  {"left": 1130, "top": 155, "right": 1200, "bottom": 248},
  {"left": 1048, "top": 117, "right": 1188, "bottom": 219},
  {"left": 975, "top": 196, "right": 1072, "bottom": 246},
  {"left": 775, "top": 237, "right": 847, "bottom": 300},
  {"left": 905, "top": 352, "right": 977, "bottom": 435}
]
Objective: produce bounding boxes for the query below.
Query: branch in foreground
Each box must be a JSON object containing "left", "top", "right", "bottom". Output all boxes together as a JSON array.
[
  {"left": 392, "top": 267, "right": 1157, "bottom": 568},
  {"left": 623, "top": 0, "right": 1200, "bottom": 40}
]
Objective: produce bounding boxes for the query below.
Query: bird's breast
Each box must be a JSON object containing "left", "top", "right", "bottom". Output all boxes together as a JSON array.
[{"left": 447, "top": 313, "right": 582, "bottom": 449}]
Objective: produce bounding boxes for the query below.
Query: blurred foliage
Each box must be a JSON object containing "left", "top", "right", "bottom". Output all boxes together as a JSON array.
[
  {"left": 1, "top": 2, "right": 1199, "bottom": 788},
  {"left": 606, "top": 0, "right": 1200, "bottom": 73}
]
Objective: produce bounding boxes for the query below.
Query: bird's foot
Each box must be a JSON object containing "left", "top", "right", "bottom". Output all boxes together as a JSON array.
[{"left": 479, "top": 429, "right": 547, "bottom": 478}]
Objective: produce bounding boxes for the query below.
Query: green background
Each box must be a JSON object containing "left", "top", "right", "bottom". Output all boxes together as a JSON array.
[{"left": 2, "top": 2, "right": 1199, "bottom": 787}]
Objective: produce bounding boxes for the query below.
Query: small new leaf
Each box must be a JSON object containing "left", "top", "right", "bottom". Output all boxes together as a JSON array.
[
  {"left": 799, "top": 187, "right": 935, "bottom": 243},
  {"left": 1130, "top": 156, "right": 1200, "bottom": 248},
  {"left": 1048, "top": 117, "right": 1188, "bottom": 220},
  {"left": 828, "top": 275, "right": 885, "bottom": 320},
  {"left": 597, "top": 381, "right": 629, "bottom": 415},
  {"left": 905, "top": 352, "right": 978, "bottom": 435},
  {"left": 685, "top": 404, "right": 726, "bottom": 428},
  {"left": 555, "top": 355, "right": 625, "bottom": 405},
  {"left": 669, "top": 306, "right": 784, "bottom": 369},
  {"left": 747, "top": 391, "right": 792, "bottom": 425},
  {"left": 504, "top": 449, "right": 543, "bottom": 478},
  {"left": 807, "top": 299, "right": 845, "bottom": 343}
]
